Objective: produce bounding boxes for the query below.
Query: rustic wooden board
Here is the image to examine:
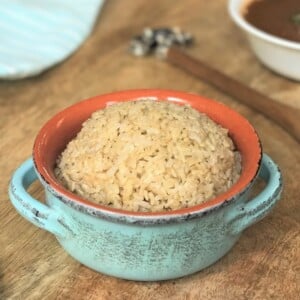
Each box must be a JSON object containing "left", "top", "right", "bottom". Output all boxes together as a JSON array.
[{"left": 0, "top": 0, "right": 299, "bottom": 299}]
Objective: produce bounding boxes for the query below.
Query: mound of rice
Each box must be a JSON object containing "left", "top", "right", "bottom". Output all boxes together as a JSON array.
[{"left": 55, "top": 99, "right": 241, "bottom": 212}]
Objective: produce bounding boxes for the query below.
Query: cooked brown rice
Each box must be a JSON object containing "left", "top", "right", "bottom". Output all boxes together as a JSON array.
[{"left": 55, "top": 99, "right": 241, "bottom": 212}]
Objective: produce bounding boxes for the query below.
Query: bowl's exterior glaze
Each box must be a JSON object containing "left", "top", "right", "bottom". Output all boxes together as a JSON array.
[
  {"left": 9, "top": 155, "right": 282, "bottom": 281},
  {"left": 229, "top": 0, "right": 300, "bottom": 81},
  {"left": 247, "top": 35, "right": 300, "bottom": 80},
  {"left": 53, "top": 192, "right": 241, "bottom": 281}
]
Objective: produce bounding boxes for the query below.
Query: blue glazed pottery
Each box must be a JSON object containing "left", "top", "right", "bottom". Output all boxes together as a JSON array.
[{"left": 9, "top": 90, "right": 282, "bottom": 281}]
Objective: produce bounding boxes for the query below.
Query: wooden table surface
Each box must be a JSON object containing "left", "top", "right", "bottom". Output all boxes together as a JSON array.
[{"left": 1, "top": 0, "right": 299, "bottom": 299}]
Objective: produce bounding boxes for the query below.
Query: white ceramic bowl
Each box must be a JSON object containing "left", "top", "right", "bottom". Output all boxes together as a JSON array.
[{"left": 228, "top": 0, "right": 300, "bottom": 81}]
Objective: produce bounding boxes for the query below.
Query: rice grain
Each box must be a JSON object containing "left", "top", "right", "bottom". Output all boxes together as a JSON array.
[{"left": 55, "top": 100, "right": 241, "bottom": 212}]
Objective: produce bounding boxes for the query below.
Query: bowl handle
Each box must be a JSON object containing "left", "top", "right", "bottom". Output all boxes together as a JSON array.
[
  {"left": 9, "top": 157, "right": 74, "bottom": 239},
  {"left": 226, "top": 153, "right": 282, "bottom": 236}
]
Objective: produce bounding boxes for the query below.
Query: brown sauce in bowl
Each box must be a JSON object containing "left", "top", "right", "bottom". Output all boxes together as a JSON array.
[{"left": 243, "top": 0, "right": 300, "bottom": 43}]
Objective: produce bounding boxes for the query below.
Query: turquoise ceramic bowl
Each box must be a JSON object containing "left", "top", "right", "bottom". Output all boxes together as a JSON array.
[{"left": 9, "top": 90, "right": 282, "bottom": 281}]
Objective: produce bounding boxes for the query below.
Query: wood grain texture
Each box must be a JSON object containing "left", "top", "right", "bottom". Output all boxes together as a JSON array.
[{"left": 0, "top": 0, "right": 299, "bottom": 299}]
